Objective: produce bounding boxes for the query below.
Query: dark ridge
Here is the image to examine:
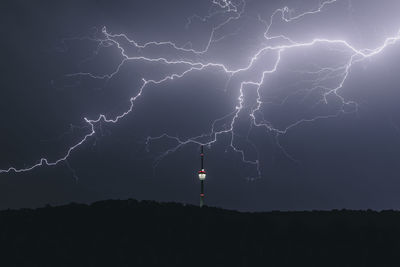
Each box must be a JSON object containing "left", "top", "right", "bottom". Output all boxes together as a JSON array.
[{"left": 1, "top": 199, "right": 400, "bottom": 267}]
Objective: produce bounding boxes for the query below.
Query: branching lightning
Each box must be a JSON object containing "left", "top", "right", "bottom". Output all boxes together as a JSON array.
[{"left": 2, "top": 0, "right": 400, "bottom": 179}]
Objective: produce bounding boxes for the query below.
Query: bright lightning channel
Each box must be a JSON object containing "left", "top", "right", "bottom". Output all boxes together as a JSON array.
[{"left": 1, "top": 0, "right": 400, "bottom": 178}]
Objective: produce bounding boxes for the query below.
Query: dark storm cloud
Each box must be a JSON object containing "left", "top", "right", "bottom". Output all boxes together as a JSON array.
[{"left": 1, "top": 0, "right": 400, "bottom": 211}]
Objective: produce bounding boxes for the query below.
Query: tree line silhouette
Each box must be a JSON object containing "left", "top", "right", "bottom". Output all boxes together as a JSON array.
[{"left": 0, "top": 199, "right": 399, "bottom": 266}]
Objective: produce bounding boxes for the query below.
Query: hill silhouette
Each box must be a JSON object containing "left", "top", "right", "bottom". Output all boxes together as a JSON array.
[{"left": 0, "top": 199, "right": 399, "bottom": 266}]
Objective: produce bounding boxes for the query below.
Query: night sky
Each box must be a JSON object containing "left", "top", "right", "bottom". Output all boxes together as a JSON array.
[{"left": 2, "top": 0, "right": 400, "bottom": 211}]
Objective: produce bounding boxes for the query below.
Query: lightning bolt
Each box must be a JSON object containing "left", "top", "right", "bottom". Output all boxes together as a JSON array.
[{"left": 1, "top": 0, "right": 400, "bottom": 180}]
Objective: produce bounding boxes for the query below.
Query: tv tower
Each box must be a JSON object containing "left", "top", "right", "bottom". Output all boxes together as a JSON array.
[{"left": 198, "top": 145, "right": 206, "bottom": 208}]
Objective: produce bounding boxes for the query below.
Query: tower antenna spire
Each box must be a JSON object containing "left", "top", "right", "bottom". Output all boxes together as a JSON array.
[{"left": 198, "top": 145, "right": 206, "bottom": 207}]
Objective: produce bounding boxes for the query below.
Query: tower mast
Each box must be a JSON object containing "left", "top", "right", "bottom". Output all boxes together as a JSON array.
[{"left": 198, "top": 145, "right": 206, "bottom": 207}]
